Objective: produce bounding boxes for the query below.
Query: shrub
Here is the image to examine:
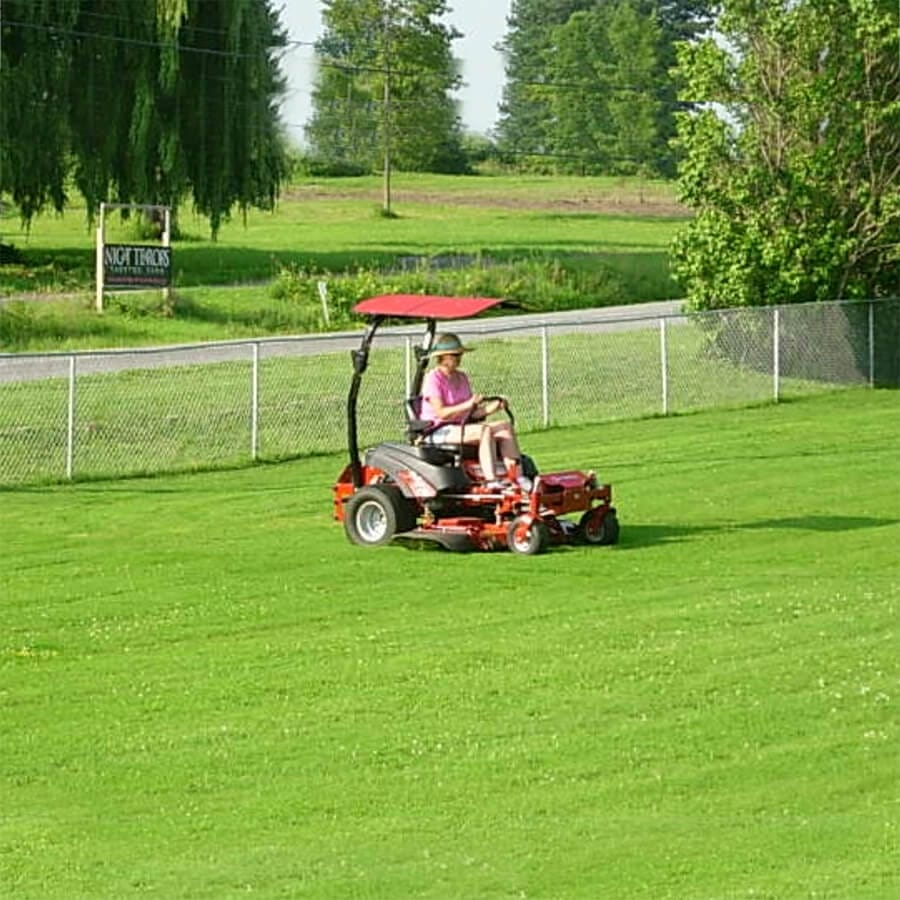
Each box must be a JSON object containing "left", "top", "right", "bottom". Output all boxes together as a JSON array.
[
  {"left": 266, "top": 255, "right": 631, "bottom": 333},
  {"left": 292, "top": 154, "right": 371, "bottom": 178},
  {"left": 0, "top": 301, "right": 35, "bottom": 348}
]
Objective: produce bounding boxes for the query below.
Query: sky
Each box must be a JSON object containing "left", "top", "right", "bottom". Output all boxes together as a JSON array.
[{"left": 277, "top": 1, "right": 512, "bottom": 143}]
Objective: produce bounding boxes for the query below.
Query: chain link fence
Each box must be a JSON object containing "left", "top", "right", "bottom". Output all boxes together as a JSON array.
[{"left": 1, "top": 298, "right": 896, "bottom": 486}]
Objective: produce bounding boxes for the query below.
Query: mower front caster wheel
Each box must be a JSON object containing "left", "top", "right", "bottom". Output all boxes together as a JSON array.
[
  {"left": 344, "top": 485, "right": 415, "bottom": 547},
  {"left": 578, "top": 507, "right": 619, "bottom": 546},
  {"left": 507, "top": 516, "right": 550, "bottom": 556}
]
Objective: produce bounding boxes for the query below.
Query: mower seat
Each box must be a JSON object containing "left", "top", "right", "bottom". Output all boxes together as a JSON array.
[
  {"left": 365, "top": 442, "right": 471, "bottom": 493},
  {"left": 405, "top": 397, "right": 479, "bottom": 461}
]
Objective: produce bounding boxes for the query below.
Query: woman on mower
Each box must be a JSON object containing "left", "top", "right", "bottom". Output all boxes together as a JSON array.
[{"left": 420, "top": 333, "right": 530, "bottom": 490}]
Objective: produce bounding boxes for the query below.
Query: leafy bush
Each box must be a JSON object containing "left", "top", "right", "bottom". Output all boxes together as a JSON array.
[
  {"left": 0, "top": 301, "right": 34, "bottom": 348},
  {"left": 108, "top": 291, "right": 175, "bottom": 319},
  {"left": 0, "top": 242, "right": 24, "bottom": 264},
  {"left": 0, "top": 257, "right": 90, "bottom": 294},
  {"left": 266, "top": 255, "right": 630, "bottom": 333},
  {"left": 291, "top": 154, "right": 371, "bottom": 178},
  {"left": 0, "top": 298, "right": 112, "bottom": 349}
]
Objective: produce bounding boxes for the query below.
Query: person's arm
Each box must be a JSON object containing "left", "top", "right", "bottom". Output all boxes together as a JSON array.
[
  {"left": 426, "top": 389, "right": 482, "bottom": 422},
  {"left": 422, "top": 370, "right": 482, "bottom": 422},
  {"left": 481, "top": 396, "right": 507, "bottom": 416}
]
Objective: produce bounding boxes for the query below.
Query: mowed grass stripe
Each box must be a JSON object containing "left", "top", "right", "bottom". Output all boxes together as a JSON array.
[{"left": 1, "top": 391, "right": 897, "bottom": 898}]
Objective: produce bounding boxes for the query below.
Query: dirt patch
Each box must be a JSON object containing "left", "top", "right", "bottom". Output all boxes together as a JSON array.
[{"left": 283, "top": 184, "right": 691, "bottom": 218}]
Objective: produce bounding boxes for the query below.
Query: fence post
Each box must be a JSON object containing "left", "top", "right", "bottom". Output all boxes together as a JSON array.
[
  {"left": 773, "top": 307, "right": 781, "bottom": 402},
  {"left": 541, "top": 326, "right": 550, "bottom": 428},
  {"left": 162, "top": 207, "right": 172, "bottom": 309},
  {"left": 95, "top": 203, "right": 106, "bottom": 313},
  {"left": 659, "top": 318, "right": 669, "bottom": 416},
  {"left": 405, "top": 336, "right": 412, "bottom": 397},
  {"left": 66, "top": 354, "right": 77, "bottom": 480},
  {"left": 250, "top": 342, "right": 260, "bottom": 460},
  {"left": 317, "top": 281, "right": 330, "bottom": 327},
  {"left": 868, "top": 301, "right": 875, "bottom": 387}
]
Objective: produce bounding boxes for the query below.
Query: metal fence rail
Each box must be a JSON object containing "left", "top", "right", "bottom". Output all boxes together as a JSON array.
[{"left": 1, "top": 298, "right": 896, "bottom": 486}]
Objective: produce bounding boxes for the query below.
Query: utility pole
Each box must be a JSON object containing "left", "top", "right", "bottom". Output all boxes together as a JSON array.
[
  {"left": 383, "top": 64, "right": 392, "bottom": 215},
  {"left": 381, "top": 1, "right": 394, "bottom": 216}
]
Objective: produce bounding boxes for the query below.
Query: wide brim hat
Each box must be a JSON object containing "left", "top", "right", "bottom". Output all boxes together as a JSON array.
[{"left": 428, "top": 333, "right": 474, "bottom": 357}]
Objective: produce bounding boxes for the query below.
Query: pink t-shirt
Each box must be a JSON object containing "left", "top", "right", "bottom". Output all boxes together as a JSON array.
[{"left": 420, "top": 368, "right": 473, "bottom": 424}]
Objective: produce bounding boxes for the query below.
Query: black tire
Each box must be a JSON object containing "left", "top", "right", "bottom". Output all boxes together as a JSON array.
[
  {"left": 506, "top": 515, "right": 550, "bottom": 556},
  {"left": 521, "top": 453, "right": 539, "bottom": 480},
  {"left": 344, "top": 485, "right": 415, "bottom": 547},
  {"left": 385, "top": 484, "right": 418, "bottom": 533},
  {"left": 578, "top": 508, "right": 619, "bottom": 546}
]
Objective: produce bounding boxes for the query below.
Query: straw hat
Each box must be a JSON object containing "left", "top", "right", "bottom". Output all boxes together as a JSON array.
[{"left": 428, "top": 333, "right": 474, "bottom": 357}]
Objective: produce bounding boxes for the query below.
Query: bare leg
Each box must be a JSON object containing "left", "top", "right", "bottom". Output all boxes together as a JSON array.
[
  {"left": 489, "top": 422, "right": 521, "bottom": 474},
  {"left": 436, "top": 424, "right": 498, "bottom": 479},
  {"left": 478, "top": 426, "right": 499, "bottom": 479}
]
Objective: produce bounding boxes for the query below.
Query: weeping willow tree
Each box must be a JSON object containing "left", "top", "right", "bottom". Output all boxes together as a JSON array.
[{"left": 0, "top": 0, "right": 288, "bottom": 235}]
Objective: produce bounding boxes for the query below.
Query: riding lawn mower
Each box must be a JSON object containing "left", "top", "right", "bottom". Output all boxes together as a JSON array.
[{"left": 332, "top": 294, "right": 619, "bottom": 555}]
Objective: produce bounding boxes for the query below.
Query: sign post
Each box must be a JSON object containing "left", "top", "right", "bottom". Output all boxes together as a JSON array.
[{"left": 95, "top": 202, "right": 172, "bottom": 312}]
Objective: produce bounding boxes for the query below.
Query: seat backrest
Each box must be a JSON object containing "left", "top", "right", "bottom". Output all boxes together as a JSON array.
[
  {"left": 405, "top": 396, "right": 477, "bottom": 460},
  {"left": 406, "top": 395, "right": 424, "bottom": 422},
  {"left": 405, "top": 396, "right": 433, "bottom": 443},
  {"left": 404, "top": 395, "right": 476, "bottom": 460}
]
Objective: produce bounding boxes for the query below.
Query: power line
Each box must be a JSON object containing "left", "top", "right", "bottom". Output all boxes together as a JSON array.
[
  {"left": 3, "top": 12, "right": 700, "bottom": 153},
  {"left": 3, "top": 16, "right": 693, "bottom": 103},
  {"left": 2, "top": 18, "right": 303, "bottom": 59},
  {"left": 76, "top": 8, "right": 249, "bottom": 39}
]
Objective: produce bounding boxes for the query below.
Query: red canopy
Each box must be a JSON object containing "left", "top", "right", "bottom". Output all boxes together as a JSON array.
[{"left": 353, "top": 294, "right": 502, "bottom": 320}]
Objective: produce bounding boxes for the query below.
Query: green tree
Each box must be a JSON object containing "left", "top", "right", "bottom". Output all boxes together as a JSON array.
[
  {"left": 1, "top": 0, "right": 287, "bottom": 235},
  {"left": 541, "top": 9, "right": 613, "bottom": 172},
  {"left": 606, "top": 1, "right": 666, "bottom": 173},
  {"left": 497, "top": 0, "right": 712, "bottom": 173},
  {"left": 305, "top": 0, "right": 466, "bottom": 175},
  {"left": 1, "top": 0, "right": 80, "bottom": 224},
  {"left": 672, "top": 0, "right": 900, "bottom": 309},
  {"left": 653, "top": 1, "right": 716, "bottom": 174},
  {"left": 496, "top": 0, "right": 593, "bottom": 163},
  {"left": 541, "top": 1, "right": 665, "bottom": 175}
]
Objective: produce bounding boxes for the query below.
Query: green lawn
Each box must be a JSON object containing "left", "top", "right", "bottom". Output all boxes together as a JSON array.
[
  {"left": 1, "top": 173, "right": 684, "bottom": 290},
  {"left": 1, "top": 173, "right": 687, "bottom": 351},
  {"left": 2, "top": 390, "right": 897, "bottom": 898}
]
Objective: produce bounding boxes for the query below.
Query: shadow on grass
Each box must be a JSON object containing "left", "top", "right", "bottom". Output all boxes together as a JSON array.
[
  {"left": 532, "top": 211, "right": 691, "bottom": 223},
  {"left": 4, "top": 243, "right": 674, "bottom": 290},
  {"left": 617, "top": 515, "right": 898, "bottom": 549},
  {"left": 741, "top": 515, "right": 899, "bottom": 532},
  {"left": 335, "top": 513, "right": 899, "bottom": 554}
]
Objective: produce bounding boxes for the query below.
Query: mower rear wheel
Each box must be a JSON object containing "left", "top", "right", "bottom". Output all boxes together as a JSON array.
[
  {"left": 578, "top": 507, "right": 619, "bottom": 546},
  {"left": 506, "top": 516, "right": 550, "bottom": 556},
  {"left": 344, "top": 484, "right": 416, "bottom": 547}
]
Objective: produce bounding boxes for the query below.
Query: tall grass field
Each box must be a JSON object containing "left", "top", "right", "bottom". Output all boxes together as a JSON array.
[{"left": 2, "top": 390, "right": 897, "bottom": 898}]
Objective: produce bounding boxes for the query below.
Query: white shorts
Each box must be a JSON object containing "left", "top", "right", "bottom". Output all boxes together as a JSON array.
[{"left": 425, "top": 424, "right": 458, "bottom": 443}]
